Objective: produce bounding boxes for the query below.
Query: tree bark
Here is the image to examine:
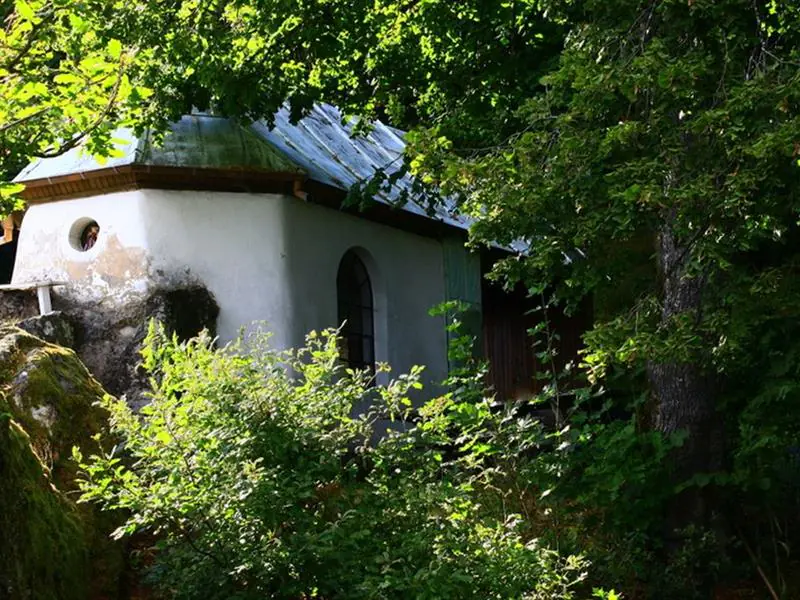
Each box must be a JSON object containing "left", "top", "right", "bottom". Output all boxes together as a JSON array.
[{"left": 647, "top": 215, "right": 725, "bottom": 544}]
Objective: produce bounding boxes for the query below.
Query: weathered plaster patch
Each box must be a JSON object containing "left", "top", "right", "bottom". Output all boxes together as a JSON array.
[
  {"left": 64, "top": 260, "right": 90, "bottom": 283},
  {"left": 60, "top": 235, "right": 150, "bottom": 304},
  {"left": 92, "top": 234, "right": 148, "bottom": 281}
]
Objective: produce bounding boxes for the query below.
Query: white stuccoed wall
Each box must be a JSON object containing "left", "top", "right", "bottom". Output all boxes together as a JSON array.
[
  {"left": 281, "top": 195, "right": 448, "bottom": 388},
  {"left": 13, "top": 191, "right": 158, "bottom": 313},
  {"left": 136, "top": 189, "right": 294, "bottom": 349},
  {"left": 13, "top": 188, "right": 449, "bottom": 389}
]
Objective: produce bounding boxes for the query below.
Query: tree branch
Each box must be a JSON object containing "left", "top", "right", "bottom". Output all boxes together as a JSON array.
[
  {"left": 0, "top": 107, "right": 50, "bottom": 134},
  {"left": 33, "top": 62, "right": 126, "bottom": 159}
]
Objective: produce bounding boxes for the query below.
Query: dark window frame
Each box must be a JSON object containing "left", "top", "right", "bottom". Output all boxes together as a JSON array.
[{"left": 337, "top": 250, "right": 375, "bottom": 372}]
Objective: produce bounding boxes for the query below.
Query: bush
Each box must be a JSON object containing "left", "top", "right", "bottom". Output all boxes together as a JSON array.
[{"left": 76, "top": 323, "right": 615, "bottom": 599}]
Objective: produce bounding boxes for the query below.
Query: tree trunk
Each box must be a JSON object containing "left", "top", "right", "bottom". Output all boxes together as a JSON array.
[{"left": 647, "top": 215, "right": 725, "bottom": 544}]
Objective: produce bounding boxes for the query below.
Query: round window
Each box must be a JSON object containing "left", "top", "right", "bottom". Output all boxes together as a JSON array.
[{"left": 69, "top": 218, "right": 100, "bottom": 252}]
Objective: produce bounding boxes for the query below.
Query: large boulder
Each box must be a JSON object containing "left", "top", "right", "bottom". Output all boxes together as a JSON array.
[
  {"left": 53, "top": 284, "right": 219, "bottom": 408},
  {"left": 0, "top": 327, "right": 123, "bottom": 600},
  {"left": 0, "top": 283, "right": 219, "bottom": 408},
  {"left": 0, "top": 327, "right": 107, "bottom": 483}
]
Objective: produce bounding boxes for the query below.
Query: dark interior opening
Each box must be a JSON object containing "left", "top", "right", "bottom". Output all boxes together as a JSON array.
[
  {"left": 0, "top": 233, "right": 19, "bottom": 284},
  {"left": 480, "top": 254, "right": 592, "bottom": 403},
  {"left": 337, "top": 250, "right": 375, "bottom": 372},
  {"left": 79, "top": 221, "right": 100, "bottom": 251}
]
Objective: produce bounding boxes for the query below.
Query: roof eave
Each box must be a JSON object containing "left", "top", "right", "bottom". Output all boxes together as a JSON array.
[{"left": 19, "top": 164, "right": 305, "bottom": 204}]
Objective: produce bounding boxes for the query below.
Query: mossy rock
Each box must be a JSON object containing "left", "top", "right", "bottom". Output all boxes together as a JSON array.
[
  {"left": 0, "top": 409, "right": 88, "bottom": 600},
  {"left": 0, "top": 326, "right": 108, "bottom": 486},
  {"left": 0, "top": 327, "right": 125, "bottom": 600}
]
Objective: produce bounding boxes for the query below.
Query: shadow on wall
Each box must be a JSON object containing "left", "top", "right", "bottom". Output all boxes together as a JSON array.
[{"left": 281, "top": 196, "right": 448, "bottom": 396}]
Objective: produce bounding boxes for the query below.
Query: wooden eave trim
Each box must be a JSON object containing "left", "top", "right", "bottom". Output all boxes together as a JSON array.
[
  {"left": 18, "top": 165, "right": 467, "bottom": 241},
  {"left": 20, "top": 164, "right": 303, "bottom": 204}
]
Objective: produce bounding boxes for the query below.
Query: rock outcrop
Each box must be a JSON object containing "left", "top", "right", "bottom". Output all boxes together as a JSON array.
[
  {"left": 0, "top": 284, "right": 219, "bottom": 408},
  {"left": 55, "top": 284, "right": 219, "bottom": 408},
  {"left": 17, "top": 311, "right": 77, "bottom": 349},
  {"left": 0, "top": 327, "right": 123, "bottom": 600}
]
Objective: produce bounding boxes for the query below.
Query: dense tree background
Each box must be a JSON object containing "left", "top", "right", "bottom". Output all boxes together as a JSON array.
[{"left": 4, "top": 0, "right": 800, "bottom": 597}]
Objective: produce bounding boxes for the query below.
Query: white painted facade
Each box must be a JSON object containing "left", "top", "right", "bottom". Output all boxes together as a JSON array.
[{"left": 12, "top": 188, "right": 449, "bottom": 388}]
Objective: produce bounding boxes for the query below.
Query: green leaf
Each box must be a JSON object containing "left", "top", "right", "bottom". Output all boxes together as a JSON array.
[
  {"left": 14, "top": 0, "right": 35, "bottom": 21},
  {"left": 0, "top": 182, "right": 25, "bottom": 196},
  {"left": 53, "top": 73, "right": 84, "bottom": 85},
  {"left": 107, "top": 38, "right": 123, "bottom": 60}
]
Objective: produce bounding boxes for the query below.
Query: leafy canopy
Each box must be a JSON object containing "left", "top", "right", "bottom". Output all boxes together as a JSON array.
[
  {"left": 0, "top": 0, "right": 563, "bottom": 211},
  {"left": 0, "top": 0, "right": 155, "bottom": 208}
]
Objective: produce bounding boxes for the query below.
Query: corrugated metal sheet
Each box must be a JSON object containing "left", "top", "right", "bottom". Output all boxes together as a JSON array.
[
  {"left": 14, "top": 104, "right": 470, "bottom": 232},
  {"left": 442, "top": 235, "right": 483, "bottom": 365},
  {"left": 15, "top": 114, "right": 302, "bottom": 181},
  {"left": 141, "top": 115, "right": 302, "bottom": 172},
  {"left": 253, "top": 104, "right": 469, "bottom": 229},
  {"left": 442, "top": 236, "right": 482, "bottom": 306},
  {"left": 14, "top": 128, "right": 141, "bottom": 180}
]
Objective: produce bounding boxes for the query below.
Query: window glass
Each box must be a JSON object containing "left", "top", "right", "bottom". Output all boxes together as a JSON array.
[{"left": 337, "top": 250, "right": 375, "bottom": 371}]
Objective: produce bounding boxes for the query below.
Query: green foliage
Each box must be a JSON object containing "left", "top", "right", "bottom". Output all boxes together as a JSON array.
[
  {"left": 9, "top": 0, "right": 800, "bottom": 595},
  {"left": 385, "top": 2, "right": 800, "bottom": 595},
  {"left": 0, "top": 0, "right": 565, "bottom": 213},
  {"left": 108, "top": 0, "right": 562, "bottom": 138},
  {"left": 77, "top": 322, "right": 614, "bottom": 599},
  {"left": 0, "top": 0, "right": 158, "bottom": 212}
]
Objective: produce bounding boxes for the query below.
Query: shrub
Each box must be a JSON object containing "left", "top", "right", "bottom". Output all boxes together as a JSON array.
[{"left": 76, "top": 323, "right": 613, "bottom": 599}]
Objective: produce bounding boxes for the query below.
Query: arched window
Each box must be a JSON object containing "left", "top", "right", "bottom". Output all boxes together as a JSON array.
[{"left": 337, "top": 250, "right": 375, "bottom": 371}]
